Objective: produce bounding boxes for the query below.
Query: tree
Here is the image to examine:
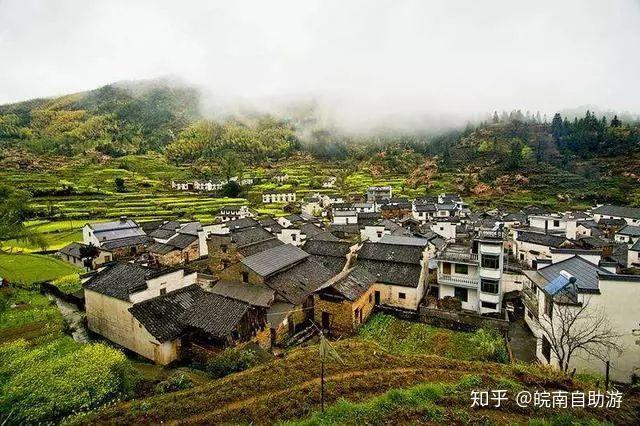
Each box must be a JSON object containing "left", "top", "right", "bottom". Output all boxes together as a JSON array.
[
  {"left": 114, "top": 177, "right": 126, "bottom": 193},
  {"left": 220, "top": 180, "right": 241, "bottom": 198},
  {"left": 218, "top": 150, "right": 244, "bottom": 181},
  {"left": 506, "top": 139, "right": 523, "bottom": 170},
  {"left": 0, "top": 185, "right": 43, "bottom": 249},
  {"left": 610, "top": 115, "right": 621, "bottom": 127},
  {"left": 531, "top": 295, "right": 621, "bottom": 372}
]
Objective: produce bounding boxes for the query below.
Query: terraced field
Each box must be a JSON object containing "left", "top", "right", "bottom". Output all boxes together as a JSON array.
[{"left": 71, "top": 339, "right": 638, "bottom": 425}]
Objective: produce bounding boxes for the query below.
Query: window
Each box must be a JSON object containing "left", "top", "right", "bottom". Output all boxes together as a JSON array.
[
  {"left": 544, "top": 294, "right": 553, "bottom": 319},
  {"left": 481, "top": 254, "right": 500, "bottom": 269},
  {"left": 480, "top": 278, "right": 499, "bottom": 294},
  {"left": 159, "top": 288, "right": 166, "bottom": 295},
  {"left": 221, "top": 245, "right": 228, "bottom": 253},
  {"left": 398, "top": 292, "right": 406, "bottom": 299},
  {"left": 454, "top": 287, "right": 468, "bottom": 302},
  {"left": 481, "top": 301, "right": 497, "bottom": 309},
  {"left": 519, "top": 253, "right": 525, "bottom": 261},
  {"left": 553, "top": 220, "right": 560, "bottom": 227},
  {"left": 292, "top": 233, "right": 297, "bottom": 241},
  {"left": 454, "top": 264, "right": 468, "bottom": 274},
  {"left": 369, "top": 293, "right": 372, "bottom": 303},
  {"left": 376, "top": 231, "right": 383, "bottom": 238},
  {"left": 542, "top": 336, "right": 551, "bottom": 362},
  {"left": 242, "top": 272, "right": 249, "bottom": 283}
]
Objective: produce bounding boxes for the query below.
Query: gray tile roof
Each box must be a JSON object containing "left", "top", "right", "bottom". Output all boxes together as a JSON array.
[
  {"left": 88, "top": 219, "right": 140, "bottom": 232},
  {"left": 516, "top": 231, "right": 567, "bottom": 248},
  {"left": 617, "top": 225, "right": 640, "bottom": 237},
  {"left": 180, "top": 293, "right": 251, "bottom": 338},
  {"left": 210, "top": 281, "right": 275, "bottom": 307},
  {"left": 237, "top": 238, "right": 284, "bottom": 257},
  {"left": 265, "top": 257, "right": 335, "bottom": 304},
  {"left": 228, "top": 217, "right": 260, "bottom": 231},
  {"left": 300, "top": 223, "right": 324, "bottom": 238},
  {"left": 303, "top": 240, "right": 351, "bottom": 257},
  {"left": 128, "top": 285, "right": 204, "bottom": 342},
  {"left": 537, "top": 256, "right": 609, "bottom": 293},
  {"left": 100, "top": 235, "right": 154, "bottom": 250},
  {"left": 58, "top": 242, "right": 89, "bottom": 259},
  {"left": 241, "top": 244, "right": 309, "bottom": 277},
  {"left": 357, "top": 242, "right": 423, "bottom": 265},
  {"left": 148, "top": 242, "right": 176, "bottom": 255},
  {"left": 592, "top": 204, "right": 640, "bottom": 220},
  {"left": 84, "top": 262, "right": 159, "bottom": 300},
  {"left": 379, "top": 235, "right": 429, "bottom": 247},
  {"left": 166, "top": 233, "right": 198, "bottom": 249},
  {"left": 356, "top": 259, "right": 422, "bottom": 288},
  {"left": 317, "top": 266, "right": 376, "bottom": 301},
  {"left": 231, "top": 227, "right": 277, "bottom": 248}
]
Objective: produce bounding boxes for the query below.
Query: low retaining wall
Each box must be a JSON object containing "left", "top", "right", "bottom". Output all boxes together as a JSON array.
[
  {"left": 419, "top": 307, "right": 510, "bottom": 333},
  {"left": 40, "top": 282, "right": 85, "bottom": 310}
]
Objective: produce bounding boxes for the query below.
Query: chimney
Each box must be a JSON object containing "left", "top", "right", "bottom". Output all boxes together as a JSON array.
[{"left": 120, "top": 216, "right": 127, "bottom": 223}]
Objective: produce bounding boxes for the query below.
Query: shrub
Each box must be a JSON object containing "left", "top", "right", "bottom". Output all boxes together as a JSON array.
[
  {"left": 469, "top": 326, "right": 508, "bottom": 363},
  {"left": 205, "top": 348, "right": 259, "bottom": 379},
  {"left": 154, "top": 373, "right": 193, "bottom": 394},
  {"left": 51, "top": 273, "right": 82, "bottom": 294}
]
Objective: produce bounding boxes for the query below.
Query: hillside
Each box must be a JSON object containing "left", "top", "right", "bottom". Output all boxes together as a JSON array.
[
  {"left": 71, "top": 338, "right": 638, "bottom": 425},
  {"left": 2, "top": 80, "right": 640, "bottom": 210}
]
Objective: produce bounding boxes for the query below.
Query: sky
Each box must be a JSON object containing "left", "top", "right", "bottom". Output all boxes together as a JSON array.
[{"left": 1, "top": 0, "right": 639, "bottom": 129}]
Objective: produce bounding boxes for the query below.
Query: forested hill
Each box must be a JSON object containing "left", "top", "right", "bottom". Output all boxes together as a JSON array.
[
  {"left": 1, "top": 79, "right": 640, "bottom": 206},
  {"left": 0, "top": 79, "right": 200, "bottom": 155}
]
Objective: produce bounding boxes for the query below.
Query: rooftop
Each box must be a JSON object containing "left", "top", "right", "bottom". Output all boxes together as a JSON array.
[{"left": 241, "top": 244, "right": 309, "bottom": 277}]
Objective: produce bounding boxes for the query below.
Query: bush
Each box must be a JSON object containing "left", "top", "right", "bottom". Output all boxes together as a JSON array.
[
  {"left": 0, "top": 337, "right": 139, "bottom": 423},
  {"left": 154, "top": 373, "right": 192, "bottom": 394},
  {"left": 205, "top": 348, "right": 259, "bottom": 379},
  {"left": 469, "top": 326, "right": 508, "bottom": 363}
]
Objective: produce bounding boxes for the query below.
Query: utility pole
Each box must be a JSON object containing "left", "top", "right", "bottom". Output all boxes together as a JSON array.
[{"left": 605, "top": 360, "right": 610, "bottom": 391}]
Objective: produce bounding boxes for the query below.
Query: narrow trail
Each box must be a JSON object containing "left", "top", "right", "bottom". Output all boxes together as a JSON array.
[{"left": 173, "top": 366, "right": 461, "bottom": 425}]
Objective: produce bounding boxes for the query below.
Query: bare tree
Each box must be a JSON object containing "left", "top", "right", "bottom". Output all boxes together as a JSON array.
[{"left": 532, "top": 295, "right": 621, "bottom": 372}]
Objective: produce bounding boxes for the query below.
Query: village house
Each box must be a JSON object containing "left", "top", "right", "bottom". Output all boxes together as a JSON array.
[
  {"left": 57, "top": 242, "right": 113, "bottom": 270},
  {"left": 380, "top": 198, "right": 412, "bottom": 220},
  {"left": 219, "top": 244, "right": 335, "bottom": 344},
  {"left": 433, "top": 229, "right": 505, "bottom": 315},
  {"left": 332, "top": 210, "right": 358, "bottom": 225},
  {"left": 366, "top": 186, "right": 392, "bottom": 203},
  {"left": 521, "top": 254, "right": 640, "bottom": 383},
  {"left": 354, "top": 240, "right": 430, "bottom": 311},
  {"left": 512, "top": 230, "right": 570, "bottom": 268},
  {"left": 193, "top": 178, "right": 225, "bottom": 192},
  {"left": 412, "top": 201, "right": 437, "bottom": 223},
  {"left": 614, "top": 224, "right": 640, "bottom": 246},
  {"left": 360, "top": 218, "right": 407, "bottom": 242},
  {"left": 429, "top": 219, "right": 458, "bottom": 241},
  {"left": 207, "top": 225, "right": 282, "bottom": 272},
  {"left": 83, "top": 217, "right": 146, "bottom": 247},
  {"left": 314, "top": 266, "right": 378, "bottom": 336},
  {"left": 528, "top": 214, "right": 567, "bottom": 233},
  {"left": 170, "top": 180, "right": 192, "bottom": 191},
  {"left": 147, "top": 221, "right": 208, "bottom": 266},
  {"left": 591, "top": 204, "right": 640, "bottom": 225},
  {"left": 216, "top": 205, "right": 256, "bottom": 222},
  {"left": 84, "top": 262, "right": 198, "bottom": 364},
  {"left": 303, "top": 239, "right": 353, "bottom": 275},
  {"left": 262, "top": 190, "right": 296, "bottom": 204}
]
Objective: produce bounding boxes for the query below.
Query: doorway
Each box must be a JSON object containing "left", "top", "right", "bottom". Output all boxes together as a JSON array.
[
  {"left": 374, "top": 291, "right": 380, "bottom": 305},
  {"left": 321, "top": 312, "right": 331, "bottom": 330}
]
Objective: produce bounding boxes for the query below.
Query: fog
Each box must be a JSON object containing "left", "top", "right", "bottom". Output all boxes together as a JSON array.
[{"left": 1, "top": 0, "right": 639, "bottom": 131}]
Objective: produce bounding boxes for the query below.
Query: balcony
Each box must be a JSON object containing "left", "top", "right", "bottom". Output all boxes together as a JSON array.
[
  {"left": 434, "top": 246, "right": 478, "bottom": 264},
  {"left": 437, "top": 273, "right": 479, "bottom": 289},
  {"left": 477, "top": 229, "right": 507, "bottom": 241}
]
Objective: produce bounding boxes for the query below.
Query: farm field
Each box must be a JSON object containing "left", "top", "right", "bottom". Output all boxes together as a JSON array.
[
  {"left": 73, "top": 333, "right": 635, "bottom": 425},
  {"left": 0, "top": 252, "right": 81, "bottom": 284}
]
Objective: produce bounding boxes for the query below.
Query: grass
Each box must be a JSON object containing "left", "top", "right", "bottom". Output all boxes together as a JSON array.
[
  {"left": 0, "top": 252, "right": 81, "bottom": 285},
  {"left": 51, "top": 273, "right": 82, "bottom": 294},
  {"left": 358, "top": 314, "right": 508, "bottom": 362}
]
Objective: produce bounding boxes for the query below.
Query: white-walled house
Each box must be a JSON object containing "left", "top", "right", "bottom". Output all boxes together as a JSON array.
[
  {"left": 522, "top": 256, "right": 640, "bottom": 383},
  {"left": 591, "top": 204, "right": 640, "bottom": 226},
  {"left": 332, "top": 210, "right": 358, "bottom": 225},
  {"left": 628, "top": 240, "right": 640, "bottom": 268},
  {"left": 83, "top": 218, "right": 146, "bottom": 247},
  {"left": 84, "top": 262, "right": 198, "bottom": 364},
  {"left": 262, "top": 190, "right": 296, "bottom": 204},
  {"left": 434, "top": 229, "right": 505, "bottom": 315},
  {"left": 529, "top": 214, "right": 567, "bottom": 233},
  {"left": 430, "top": 220, "right": 457, "bottom": 241},
  {"left": 614, "top": 225, "right": 640, "bottom": 246},
  {"left": 512, "top": 230, "right": 569, "bottom": 268}
]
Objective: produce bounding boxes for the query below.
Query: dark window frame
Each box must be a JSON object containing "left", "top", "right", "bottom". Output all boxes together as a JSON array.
[
  {"left": 480, "top": 278, "right": 499, "bottom": 294},
  {"left": 454, "top": 287, "right": 468, "bottom": 302},
  {"left": 454, "top": 263, "right": 469, "bottom": 275},
  {"left": 481, "top": 254, "right": 500, "bottom": 269}
]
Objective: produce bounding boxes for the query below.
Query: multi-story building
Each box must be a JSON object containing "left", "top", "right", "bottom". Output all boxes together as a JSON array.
[{"left": 434, "top": 229, "right": 505, "bottom": 315}]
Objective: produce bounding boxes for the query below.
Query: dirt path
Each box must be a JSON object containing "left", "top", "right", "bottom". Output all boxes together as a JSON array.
[{"left": 174, "top": 366, "right": 459, "bottom": 425}]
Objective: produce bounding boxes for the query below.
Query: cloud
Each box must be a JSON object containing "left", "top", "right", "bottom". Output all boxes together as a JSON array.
[{"left": 1, "top": 0, "right": 639, "bottom": 130}]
